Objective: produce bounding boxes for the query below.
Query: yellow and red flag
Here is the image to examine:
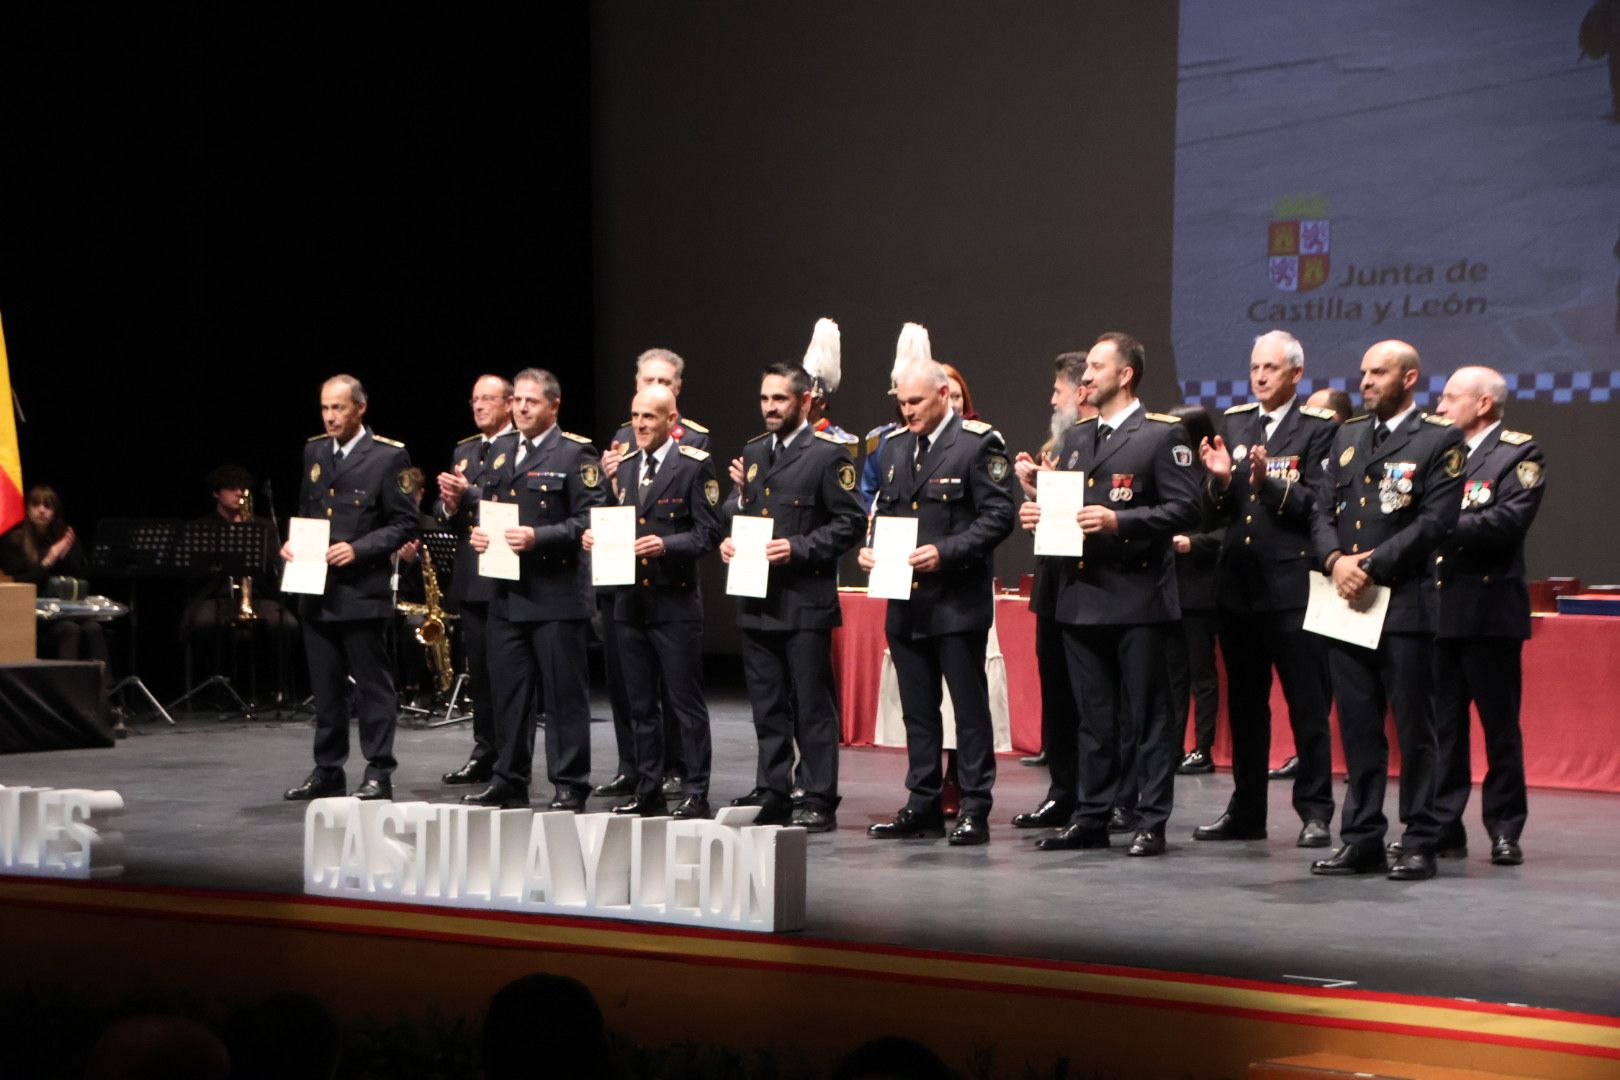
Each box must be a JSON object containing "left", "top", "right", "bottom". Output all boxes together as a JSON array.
[{"left": 0, "top": 312, "right": 23, "bottom": 534}]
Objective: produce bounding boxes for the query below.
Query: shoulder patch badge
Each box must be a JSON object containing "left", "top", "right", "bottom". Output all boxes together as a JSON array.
[
  {"left": 836, "top": 460, "right": 857, "bottom": 491},
  {"left": 310, "top": 462, "right": 321, "bottom": 483},
  {"left": 678, "top": 444, "right": 711, "bottom": 461},
  {"left": 988, "top": 454, "right": 1010, "bottom": 482},
  {"left": 1516, "top": 460, "right": 1543, "bottom": 490},
  {"left": 491, "top": 452, "right": 507, "bottom": 472},
  {"left": 580, "top": 460, "right": 602, "bottom": 488},
  {"left": 1499, "top": 430, "right": 1531, "bottom": 446},
  {"left": 1442, "top": 445, "right": 1464, "bottom": 478},
  {"left": 1172, "top": 444, "right": 1193, "bottom": 467},
  {"left": 1339, "top": 445, "right": 1355, "bottom": 467},
  {"left": 398, "top": 470, "right": 419, "bottom": 495},
  {"left": 704, "top": 478, "right": 720, "bottom": 506},
  {"left": 746, "top": 462, "right": 759, "bottom": 482}
]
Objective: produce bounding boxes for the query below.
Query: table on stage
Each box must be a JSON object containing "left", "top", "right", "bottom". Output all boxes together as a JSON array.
[{"left": 830, "top": 588, "right": 1620, "bottom": 795}]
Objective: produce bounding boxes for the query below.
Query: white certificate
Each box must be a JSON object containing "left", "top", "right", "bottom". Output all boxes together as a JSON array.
[
  {"left": 867, "top": 516, "right": 919, "bottom": 601},
  {"left": 726, "top": 516, "right": 774, "bottom": 598},
  {"left": 1033, "top": 470, "right": 1085, "bottom": 557},
  {"left": 590, "top": 505, "right": 638, "bottom": 587},
  {"left": 280, "top": 517, "right": 331, "bottom": 595},
  {"left": 1304, "top": 571, "right": 1390, "bottom": 650},
  {"left": 477, "top": 501, "right": 522, "bottom": 581}
]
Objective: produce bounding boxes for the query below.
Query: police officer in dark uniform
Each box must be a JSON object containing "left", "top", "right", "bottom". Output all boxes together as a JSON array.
[
  {"left": 1430, "top": 365, "right": 1546, "bottom": 867},
  {"left": 463, "top": 368, "right": 606, "bottom": 810},
  {"left": 593, "top": 347, "right": 711, "bottom": 800},
  {"left": 434, "top": 374, "right": 513, "bottom": 785},
  {"left": 1019, "top": 333, "right": 1202, "bottom": 858},
  {"left": 1192, "top": 330, "right": 1338, "bottom": 848},
  {"left": 1309, "top": 340, "right": 1464, "bottom": 881},
  {"left": 719, "top": 362, "right": 867, "bottom": 832},
  {"left": 586, "top": 384, "right": 721, "bottom": 819},
  {"left": 282, "top": 374, "right": 419, "bottom": 802},
  {"left": 858, "top": 357, "right": 1015, "bottom": 846}
]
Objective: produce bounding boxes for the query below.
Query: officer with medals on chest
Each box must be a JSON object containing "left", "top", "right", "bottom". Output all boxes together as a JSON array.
[
  {"left": 433, "top": 374, "right": 514, "bottom": 786},
  {"left": 1191, "top": 330, "right": 1339, "bottom": 850},
  {"left": 583, "top": 384, "right": 721, "bottom": 819},
  {"left": 1429, "top": 365, "right": 1546, "bottom": 867},
  {"left": 718, "top": 361, "right": 867, "bottom": 831},
  {"left": 1017, "top": 333, "right": 1201, "bottom": 858},
  {"left": 463, "top": 368, "right": 606, "bottom": 810},
  {"left": 1309, "top": 340, "right": 1464, "bottom": 881},
  {"left": 282, "top": 375, "right": 419, "bottom": 802},
  {"left": 857, "top": 353, "right": 1016, "bottom": 846},
  {"left": 593, "top": 348, "right": 711, "bottom": 801}
]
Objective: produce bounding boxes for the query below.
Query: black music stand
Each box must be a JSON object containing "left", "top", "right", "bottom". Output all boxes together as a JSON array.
[
  {"left": 88, "top": 519, "right": 182, "bottom": 726},
  {"left": 165, "top": 519, "right": 278, "bottom": 720}
]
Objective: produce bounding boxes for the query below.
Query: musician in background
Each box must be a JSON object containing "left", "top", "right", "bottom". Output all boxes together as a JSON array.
[{"left": 0, "top": 485, "right": 111, "bottom": 670}]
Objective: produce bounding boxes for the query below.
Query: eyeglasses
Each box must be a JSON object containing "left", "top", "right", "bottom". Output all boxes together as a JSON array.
[{"left": 470, "top": 394, "right": 509, "bottom": 405}]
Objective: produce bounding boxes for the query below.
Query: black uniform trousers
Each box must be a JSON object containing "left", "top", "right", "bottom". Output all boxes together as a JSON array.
[
  {"left": 741, "top": 627, "right": 839, "bottom": 810},
  {"left": 1037, "top": 612, "right": 1079, "bottom": 809},
  {"left": 459, "top": 599, "right": 497, "bottom": 767},
  {"left": 1433, "top": 637, "right": 1528, "bottom": 843},
  {"left": 1217, "top": 607, "right": 1335, "bottom": 827},
  {"left": 600, "top": 597, "right": 686, "bottom": 779},
  {"left": 304, "top": 617, "right": 397, "bottom": 783},
  {"left": 888, "top": 629, "right": 995, "bottom": 817},
  {"left": 1328, "top": 633, "right": 1442, "bottom": 852},
  {"left": 617, "top": 616, "right": 711, "bottom": 801},
  {"left": 1168, "top": 610, "right": 1220, "bottom": 753},
  {"left": 486, "top": 615, "right": 592, "bottom": 798},
  {"left": 1064, "top": 624, "right": 1175, "bottom": 832}
]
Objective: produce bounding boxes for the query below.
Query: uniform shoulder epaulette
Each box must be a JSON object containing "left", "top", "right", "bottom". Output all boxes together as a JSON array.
[
  {"left": 456, "top": 433, "right": 482, "bottom": 446},
  {"left": 679, "top": 417, "right": 709, "bottom": 434},
  {"left": 1299, "top": 405, "right": 1337, "bottom": 421},
  {"left": 1344, "top": 414, "right": 1371, "bottom": 424},
  {"left": 678, "top": 444, "right": 711, "bottom": 461},
  {"left": 373, "top": 434, "right": 405, "bottom": 447},
  {"left": 1145, "top": 412, "right": 1180, "bottom": 424},
  {"left": 1224, "top": 402, "right": 1260, "bottom": 415},
  {"left": 1074, "top": 415, "right": 1097, "bottom": 426},
  {"left": 1499, "top": 429, "right": 1532, "bottom": 446},
  {"left": 307, "top": 433, "right": 327, "bottom": 443},
  {"left": 747, "top": 430, "right": 772, "bottom": 444},
  {"left": 960, "top": 418, "right": 993, "bottom": 435},
  {"left": 561, "top": 431, "right": 592, "bottom": 444},
  {"left": 880, "top": 425, "right": 905, "bottom": 440},
  {"left": 815, "top": 429, "right": 854, "bottom": 445},
  {"left": 1423, "top": 414, "right": 1453, "bottom": 427}
]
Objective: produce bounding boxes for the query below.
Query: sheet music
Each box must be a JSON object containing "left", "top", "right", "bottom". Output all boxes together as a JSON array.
[{"left": 280, "top": 518, "right": 331, "bottom": 595}]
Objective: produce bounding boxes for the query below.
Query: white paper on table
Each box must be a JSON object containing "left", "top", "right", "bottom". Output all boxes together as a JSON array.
[
  {"left": 867, "top": 516, "right": 919, "bottom": 600},
  {"left": 726, "top": 516, "right": 774, "bottom": 598},
  {"left": 590, "top": 505, "right": 637, "bottom": 587},
  {"left": 1033, "top": 470, "right": 1085, "bottom": 557},
  {"left": 1303, "top": 571, "right": 1390, "bottom": 649},
  {"left": 280, "top": 517, "right": 331, "bottom": 595},
  {"left": 477, "top": 501, "right": 522, "bottom": 581}
]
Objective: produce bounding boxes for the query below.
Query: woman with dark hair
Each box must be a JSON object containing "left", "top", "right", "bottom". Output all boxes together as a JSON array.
[
  {"left": 0, "top": 485, "right": 111, "bottom": 667},
  {"left": 940, "top": 363, "right": 979, "bottom": 421},
  {"left": 1167, "top": 405, "right": 1224, "bottom": 774}
]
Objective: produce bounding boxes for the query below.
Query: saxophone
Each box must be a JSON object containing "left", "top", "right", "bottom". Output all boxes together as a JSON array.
[
  {"left": 398, "top": 544, "right": 455, "bottom": 693},
  {"left": 231, "top": 489, "right": 260, "bottom": 627}
]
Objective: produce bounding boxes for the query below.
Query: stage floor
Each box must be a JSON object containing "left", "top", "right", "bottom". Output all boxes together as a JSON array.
[{"left": 4, "top": 693, "right": 1617, "bottom": 1018}]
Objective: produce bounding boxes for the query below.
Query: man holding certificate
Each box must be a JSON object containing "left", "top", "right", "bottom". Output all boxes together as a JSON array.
[
  {"left": 1308, "top": 340, "right": 1464, "bottom": 881},
  {"left": 718, "top": 362, "right": 866, "bottom": 832},
  {"left": 463, "top": 368, "right": 605, "bottom": 811},
  {"left": 281, "top": 375, "right": 419, "bottom": 802},
  {"left": 584, "top": 384, "right": 721, "bottom": 819},
  {"left": 1019, "top": 333, "right": 1201, "bottom": 858},
  {"left": 857, "top": 357, "right": 1015, "bottom": 846}
]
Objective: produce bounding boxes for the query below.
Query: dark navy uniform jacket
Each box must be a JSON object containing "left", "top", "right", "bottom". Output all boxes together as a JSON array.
[
  {"left": 295, "top": 430, "right": 419, "bottom": 622},
  {"left": 721, "top": 427, "right": 867, "bottom": 631},
  {"left": 439, "top": 428, "right": 511, "bottom": 606},
  {"left": 1311, "top": 410, "right": 1465, "bottom": 634},
  {"left": 612, "top": 442, "right": 721, "bottom": 624},
  {"left": 870, "top": 413, "right": 1016, "bottom": 638},
  {"left": 1043, "top": 408, "right": 1202, "bottom": 626},
  {"left": 1209, "top": 401, "right": 1339, "bottom": 612},
  {"left": 1432, "top": 426, "right": 1545, "bottom": 640},
  {"left": 477, "top": 427, "right": 606, "bottom": 623}
]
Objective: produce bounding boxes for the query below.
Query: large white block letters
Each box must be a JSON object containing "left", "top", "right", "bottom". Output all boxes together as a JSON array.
[{"left": 0, "top": 785, "right": 125, "bottom": 879}]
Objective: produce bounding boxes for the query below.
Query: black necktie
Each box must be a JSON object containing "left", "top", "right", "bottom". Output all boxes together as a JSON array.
[
  {"left": 1373, "top": 422, "right": 1390, "bottom": 449},
  {"left": 478, "top": 440, "right": 491, "bottom": 464},
  {"left": 914, "top": 434, "right": 930, "bottom": 474},
  {"left": 1262, "top": 414, "right": 1277, "bottom": 442},
  {"left": 769, "top": 438, "right": 781, "bottom": 468},
  {"left": 1095, "top": 423, "right": 1112, "bottom": 453},
  {"left": 639, "top": 454, "right": 657, "bottom": 506},
  {"left": 334, "top": 446, "right": 345, "bottom": 465}
]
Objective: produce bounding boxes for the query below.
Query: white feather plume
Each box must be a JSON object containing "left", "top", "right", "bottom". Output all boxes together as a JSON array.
[
  {"left": 802, "top": 317, "right": 842, "bottom": 395},
  {"left": 890, "top": 322, "right": 932, "bottom": 385}
]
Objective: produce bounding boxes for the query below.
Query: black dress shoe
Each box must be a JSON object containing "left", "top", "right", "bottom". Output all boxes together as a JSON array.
[
  {"left": 591, "top": 773, "right": 635, "bottom": 798},
  {"left": 1192, "top": 813, "right": 1266, "bottom": 841},
  {"left": 462, "top": 783, "right": 529, "bottom": 809},
  {"left": 352, "top": 779, "right": 392, "bottom": 801},
  {"left": 672, "top": 796, "right": 710, "bottom": 820},
  {"left": 442, "top": 759, "right": 493, "bottom": 785},
  {"left": 1018, "top": 750, "right": 1048, "bottom": 767},
  {"left": 1035, "top": 824, "right": 1110, "bottom": 851},
  {"left": 792, "top": 806, "right": 837, "bottom": 833},
  {"left": 790, "top": 786, "right": 807, "bottom": 806},
  {"left": 1178, "top": 749, "right": 1215, "bottom": 775},
  {"left": 1268, "top": 756, "right": 1299, "bottom": 780},
  {"left": 1434, "top": 834, "right": 1468, "bottom": 859},
  {"left": 1388, "top": 850, "right": 1437, "bottom": 881},
  {"left": 1490, "top": 835, "right": 1524, "bottom": 866},
  {"left": 753, "top": 792, "right": 795, "bottom": 826},
  {"left": 1297, "top": 819, "right": 1331, "bottom": 848},
  {"left": 729, "top": 787, "right": 769, "bottom": 807},
  {"left": 1107, "top": 806, "right": 1136, "bottom": 834},
  {"left": 948, "top": 813, "right": 989, "bottom": 846},
  {"left": 1128, "top": 828, "right": 1166, "bottom": 857},
  {"left": 548, "top": 790, "right": 588, "bottom": 812},
  {"left": 661, "top": 773, "right": 685, "bottom": 798},
  {"left": 1010, "top": 800, "right": 1071, "bottom": 829},
  {"left": 867, "top": 808, "right": 946, "bottom": 839},
  {"left": 613, "top": 794, "right": 668, "bottom": 817},
  {"left": 1310, "top": 843, "right": 1388, "bottom": 875},
  {"left": 283, "top": 772, "right": 345, "bottom": 801}
]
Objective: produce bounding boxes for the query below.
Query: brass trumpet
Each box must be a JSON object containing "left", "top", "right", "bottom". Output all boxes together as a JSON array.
[{"left": 230, "top": 488, "right": 260, "bottom": 627}]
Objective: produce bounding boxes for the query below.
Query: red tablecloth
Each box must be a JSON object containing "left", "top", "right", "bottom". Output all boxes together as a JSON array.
[{"left": 831, "top": 591, "right": 1620, "bottom": 794}]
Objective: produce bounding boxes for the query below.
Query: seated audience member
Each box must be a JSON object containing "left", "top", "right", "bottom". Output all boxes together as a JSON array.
[
  {"left": 0, "top": 484, "right": 112, "bottom": 670},
  {"left": 225, "top": 992, "right": 341, "bottom": 1080},
  {"left": 832, "top": 1035, "right": 959, "bottom": 1080},
  {"left": 482, "top": 973, "right": 613, "bottom": 1078},
  {"left": 84, "top": 1015, "right": 229, "bottom": 1080}
]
